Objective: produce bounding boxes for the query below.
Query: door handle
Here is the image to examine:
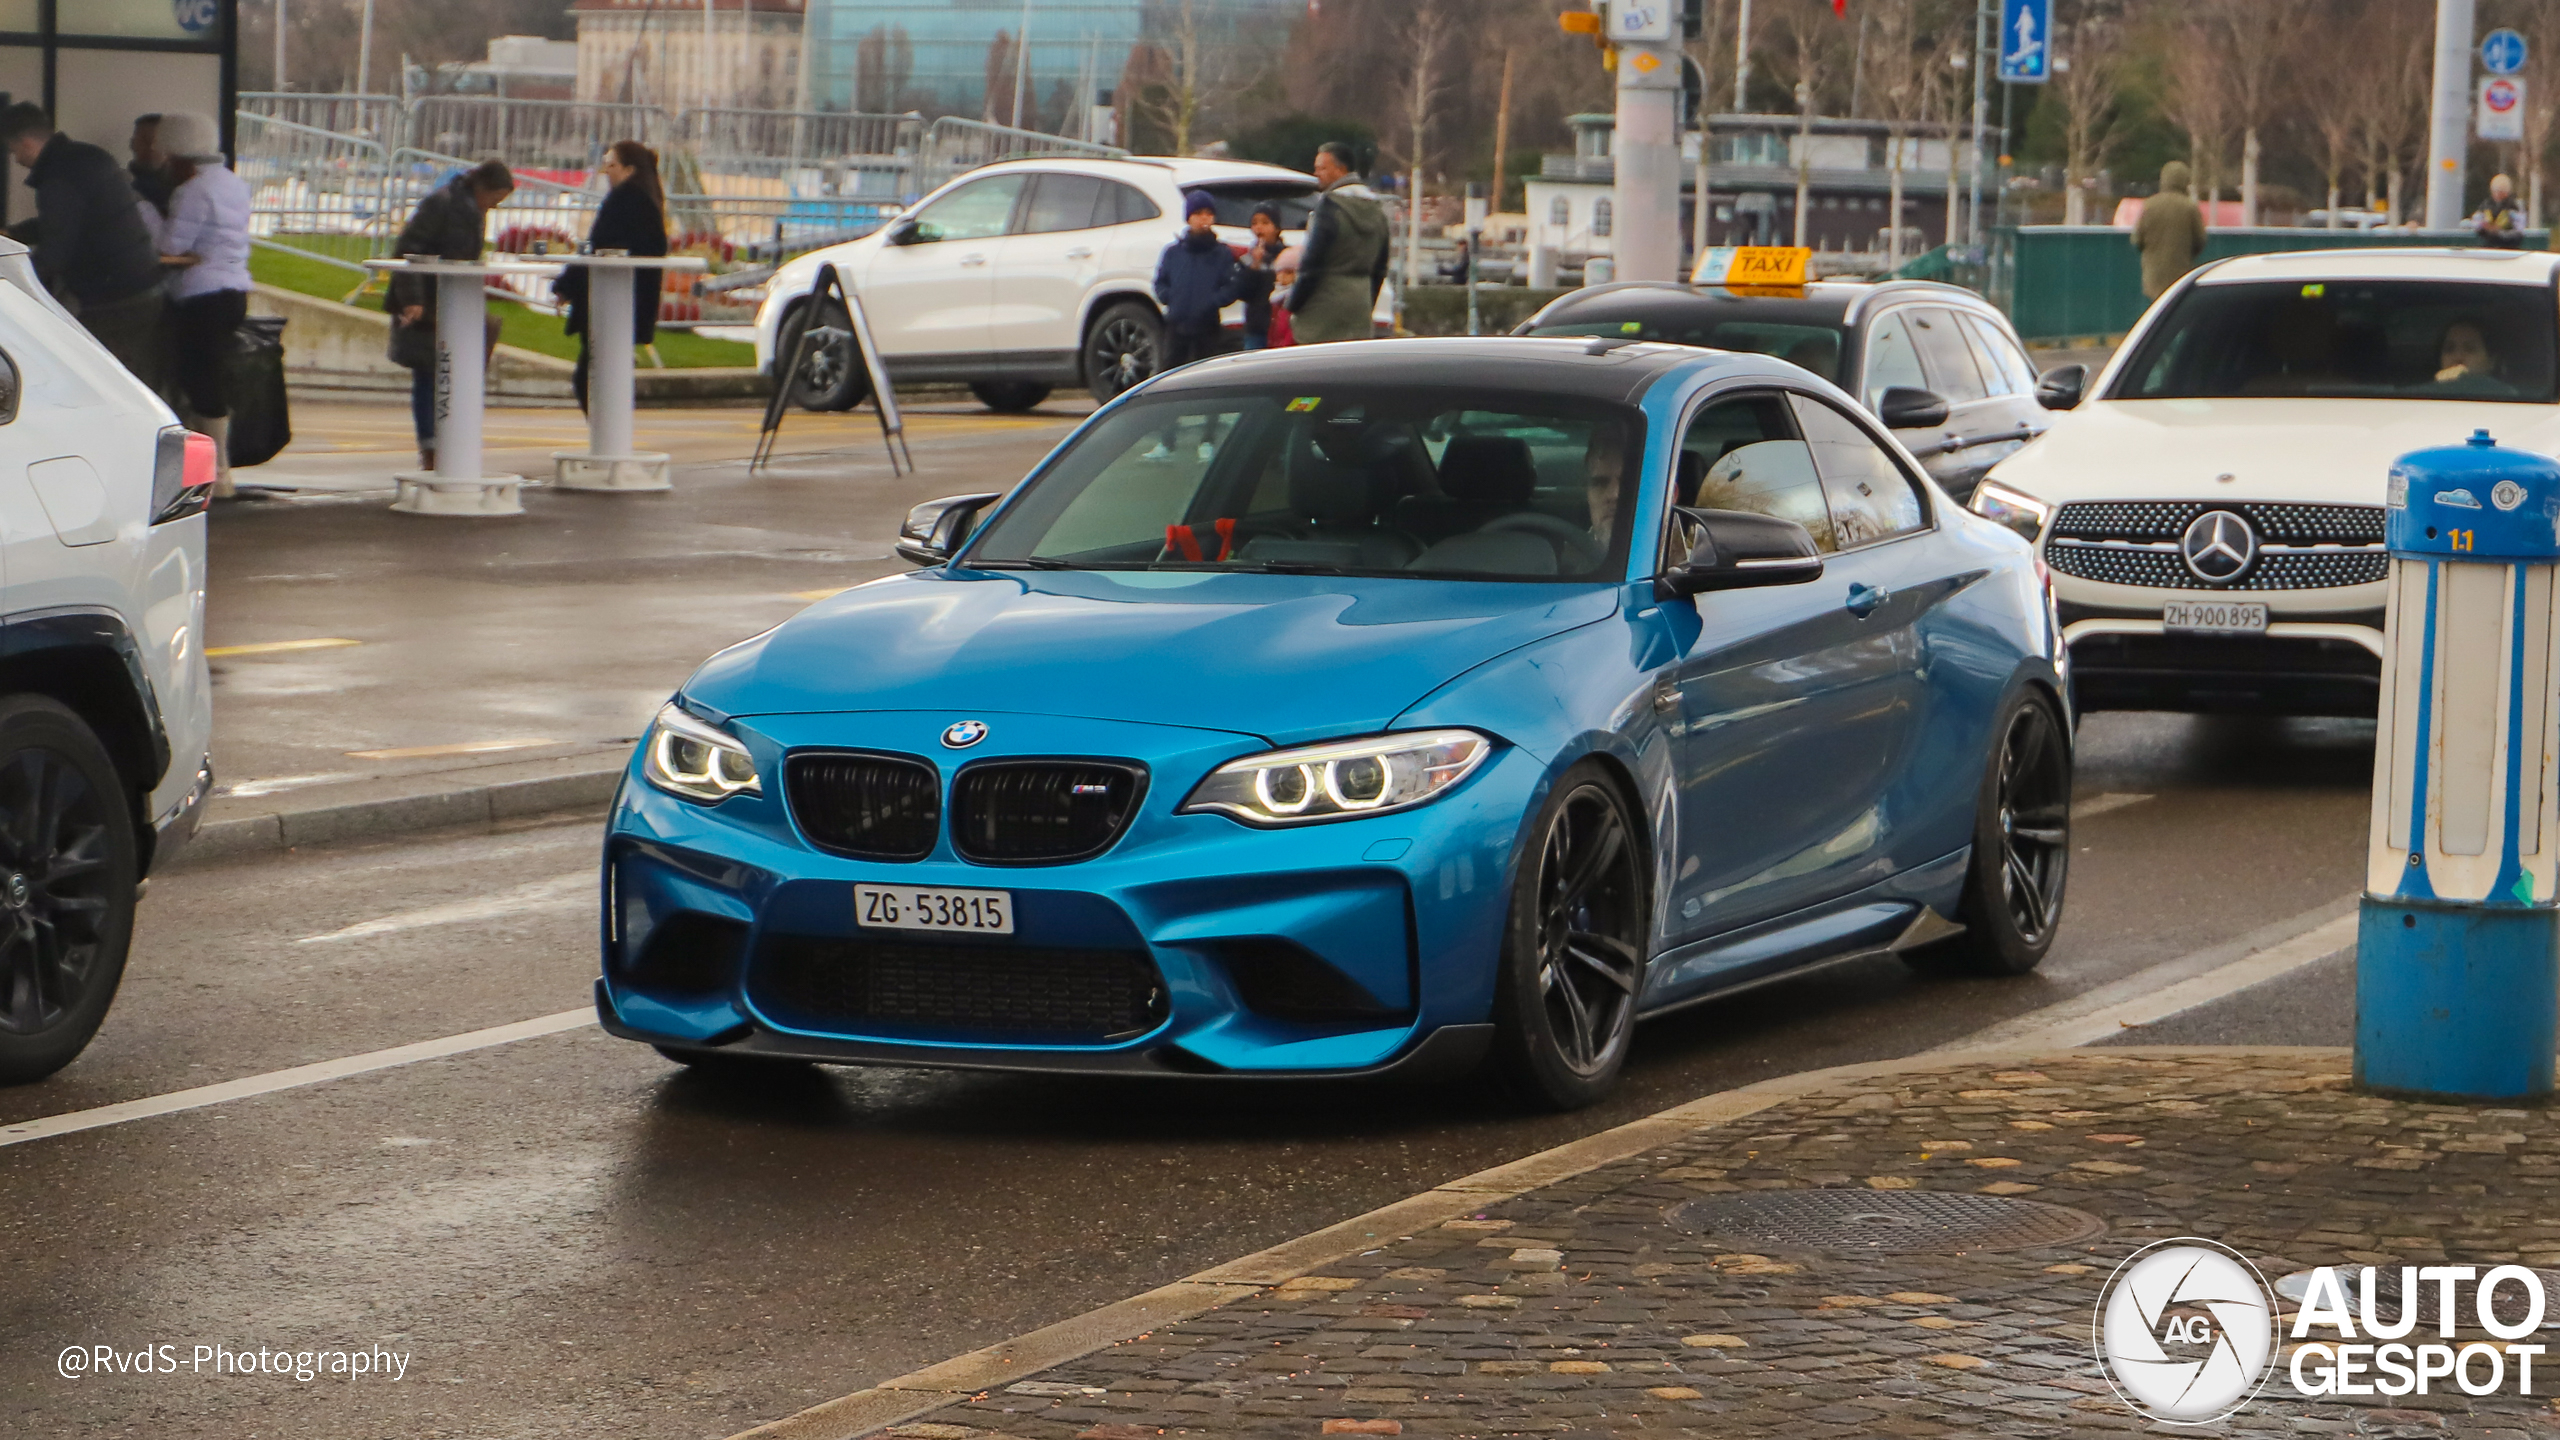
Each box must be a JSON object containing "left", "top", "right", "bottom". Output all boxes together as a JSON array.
[
  {"left": 1064, "top": 247, "right": 1095, "bottom": 261},
  {"left": 1847, "top": 583, "right": 1890, "bottom": 618},
  {"left": 959, "top": 253, "right": 989, "bottom": 267}
]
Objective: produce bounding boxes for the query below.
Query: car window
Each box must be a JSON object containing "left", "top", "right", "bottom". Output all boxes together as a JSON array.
[
  {"left": 1105, "top": 181, "right": 1161, "bottom": 226},
  {"left": 908, "top": 175, "right": 1027, "bottom": 243},
  {"left": 1673, "top": 393, "right": 1835, "bottom": 555},
  {"left": 968, "top": 385, "right": 1644, "bottom": 581},
  {"left": 1961, "top": 313, "right": 2040, "bottom": 397},
  {"left": 1195, "top": 183, "right": 1318, "bottom": 231},
  {"left": 1909, "top": 308, "right": 1991, "bottom": 403},
  {"left": 1020, "top": 173, "right": 1107, "bottom": 235},
  {"left": 1788, "top": 394, "right": 1927, "bottom": 546},
  {"left": 1528, "top": 317, "right": 1848, "bottom": 383},
  {"left": 2114, "top": 278, "right": 2560, "bottom": 403},
  {"left": 1862, "top": 310, "right": 1930, "bottom": 410}
]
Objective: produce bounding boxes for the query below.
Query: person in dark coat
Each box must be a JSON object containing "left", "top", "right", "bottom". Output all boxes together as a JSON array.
[
  {"left": 1153, "top": 190, "right": 1251, "bottom": 372},
  {"left": 553, "top": 139, "right": 670, "bottom": 413},
  {"left": 1288, "top": 142, "right": 1389, "bottom": 344},
  {"left": 384, "top": 160, "right": 514, "bottom": 471},
  {"left": 0, "top": 102, "right": 169, "bottom": 387},
  {"left": 128, "top": 114, "right": 173, "bottom": 217}
]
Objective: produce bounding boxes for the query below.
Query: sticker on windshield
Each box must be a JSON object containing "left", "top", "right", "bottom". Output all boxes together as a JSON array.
[
  {"left": 2301, "top": 283, "right": 2326, "bottom": 298},
  {"left": 1621, "top": 321, "right": 1643, "bottom": 334},
  {"left": 1287, "top": 396, "right": 1321, "bottom": 413}
]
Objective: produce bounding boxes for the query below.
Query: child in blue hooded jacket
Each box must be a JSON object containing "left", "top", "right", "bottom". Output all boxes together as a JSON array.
[{"left": 1153, "top": 190, "right": 1266, "bottom": 372}]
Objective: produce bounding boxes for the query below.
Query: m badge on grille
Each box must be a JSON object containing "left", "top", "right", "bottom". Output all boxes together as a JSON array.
[
  {"left": 2181, "top": 511, "right": 2258, "bottom": 585},
  {"left": 942, "top": 720, "right": 989, "bottom": 749}
]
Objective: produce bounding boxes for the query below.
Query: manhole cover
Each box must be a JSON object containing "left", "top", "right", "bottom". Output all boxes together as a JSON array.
[{"left": 1667, "top": 1189, "right": 2106, "bottom": 1254}]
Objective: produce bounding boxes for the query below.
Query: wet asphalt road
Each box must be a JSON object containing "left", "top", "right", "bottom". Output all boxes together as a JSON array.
[
  {"left": 0, "top": 713, "right": 2376, "bottom": 1439},
  {"left": 2, "top": 404, "right": 2384, "bottom": 1438}
]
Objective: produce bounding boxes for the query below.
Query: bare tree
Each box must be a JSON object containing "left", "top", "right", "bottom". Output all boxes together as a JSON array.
[
  {"left": 1769, "top": 1, "right": 1848, "bottom": 247},
  {"left": 2520, "top": 0, "right": 2560, "bottom": 226},
  {"left": 1865, "top": 0, "right": 1936, "bottom": 262},
  {"left": 2052, "top": 2, "right": 2123, "bottom": 226},
  {"left": 1128, "top": 0, "right": 1217, "bottom": 155},
  {"left": 1396, "top": 1, "right": 1455, "bottom": 296},
  {"left": 2304, "top": 2, "right": 2375, "bottom": 227},
  {"left": 2347, "top": 0, "right": 2432, "bottom": 223},
  {"left": 2160, "top": 15, "right": 2232, "bottom": 208},
  {"left": 856, "top": 25, "right": 915, "bottom": 115}
]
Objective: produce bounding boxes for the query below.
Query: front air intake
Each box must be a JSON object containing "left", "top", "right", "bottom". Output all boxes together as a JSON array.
[
  {"left": 950, "top": 761, "right": 1146, "bottom": 865},
  {"left": 785, "top": 751, "right": 942, "bottom": 861}
]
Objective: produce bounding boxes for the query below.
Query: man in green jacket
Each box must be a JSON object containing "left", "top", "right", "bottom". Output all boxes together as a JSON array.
[
  {"left": 1286, "top": 142, "right": 1388, "bottom": 345},
  {"left": 2133, "top": 160, "right": 2206, "bottom": 300}
]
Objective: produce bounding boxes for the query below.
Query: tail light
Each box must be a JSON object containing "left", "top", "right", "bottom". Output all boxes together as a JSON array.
[{"left": 151, "top": 426, "right": 216, "bottom": 524}]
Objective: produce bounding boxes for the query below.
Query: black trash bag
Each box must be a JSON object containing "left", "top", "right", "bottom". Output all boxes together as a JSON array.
[{"left": 224, "top": 315, "right": 291, "bottom": 468}]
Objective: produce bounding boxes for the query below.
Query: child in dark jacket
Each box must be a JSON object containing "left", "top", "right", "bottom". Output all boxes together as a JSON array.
[{"left": 1153, "top": 190, "right": 1255, "bottom": 372}]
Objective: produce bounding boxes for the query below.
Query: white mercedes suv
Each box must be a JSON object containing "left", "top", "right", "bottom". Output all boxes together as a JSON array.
[
  {"left": 755, "top": 156, "right": 1339, "bottom": 413},
  {"left": 1974, "top": 249, "right": 2560, "bottom": 716},
  {"left": 0, "top": 235, "right": 214, "bottom": 1082}
]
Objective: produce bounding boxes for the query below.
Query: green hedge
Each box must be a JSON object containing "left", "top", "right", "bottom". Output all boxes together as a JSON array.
[{"left": 1398, "top": 285, "right": 1575, "bottom": 338}]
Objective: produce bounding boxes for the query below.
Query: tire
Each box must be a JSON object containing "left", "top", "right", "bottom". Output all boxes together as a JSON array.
[
  {"left": 1487, "top": 762, "right": 1649, "bottom": 1110},
  {"left": 1915, "top": 689, "right": 2072, "bottom": 976},
  {"left": 0, "top": 696, "right": 139, "bottom": 1085},
  {"left": 777, "top": 298, "right": 869, "bottom": 412},
  {"left": 970, "top": 381, "right": 1053, "bottom": 413},
  {"left": 1083, "top": 300, "right": 1163, "bottom": 403}
]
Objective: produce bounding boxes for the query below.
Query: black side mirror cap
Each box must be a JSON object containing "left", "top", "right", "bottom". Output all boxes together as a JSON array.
[
  {"left": 885, "top": 216, "right": 922, "bottom": 245},
  {"left": 2034, "top": 363, "right": 2087, "bottom": 411},
  {"left": 1655, "top": 507, "right": 1826, "bottom": 599},
  {"left": 896, "top": 492, "right": 1002, "bottom": 566},
  {"left": 1877, "top": 386, "right": 1951, "bottom": 430}
]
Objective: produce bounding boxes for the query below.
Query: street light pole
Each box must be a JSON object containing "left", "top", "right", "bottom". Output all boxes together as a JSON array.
[
  {"left": 355, "top": 0, "right": 374, "bottom": 95},
  {"left": 1967, "top": 0, "right": 1989, "bottom": 249},
  {"left": 2424, "top": 0, "right": 2476, "bottom": 230},
  {"left": 275, "top": 0, "right": 287, "bottom": 91}
]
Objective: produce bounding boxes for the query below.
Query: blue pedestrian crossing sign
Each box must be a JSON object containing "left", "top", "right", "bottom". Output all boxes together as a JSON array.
[
  {"left": 2482, "top": 29, "right": 2527, "bottom": 78},
  {"left": 1999, "top": 0, "right": 2052, "bottom": 84}
]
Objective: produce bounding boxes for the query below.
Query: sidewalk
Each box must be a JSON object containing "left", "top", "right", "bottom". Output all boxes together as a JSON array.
[{"left": 843, "top": 1049, "right": 2560, "bottom": 1439}]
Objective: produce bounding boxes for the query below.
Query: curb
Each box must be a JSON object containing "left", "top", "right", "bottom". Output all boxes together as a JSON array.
[
  {"left": 174, "top": 763, "right": 624, "bottom": 868},
  {"left": 726, "top": 1042, "right": 2349, "bottom": 1440}
]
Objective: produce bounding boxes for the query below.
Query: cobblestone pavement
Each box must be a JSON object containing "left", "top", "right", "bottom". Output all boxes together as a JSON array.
[{"left": 873, "top": 1050, "right": 2560, "bottom": 1439}]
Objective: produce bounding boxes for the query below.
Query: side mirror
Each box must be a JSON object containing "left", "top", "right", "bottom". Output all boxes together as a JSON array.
[
  {"left": 1876, "top": 386, "right": 1951, "bottom": 430},
  {"left": 1655, "top": 507, "right": 1825, "bottom": 599},
  {"left": 896, "top": 492, "right": 1001, "bottom": 566},
  {"left": 886, "top": 216, "right": 927, "bottom": 246},
  {"left": 2035, "top": 363, "right": 2088, "bottom": 411}
]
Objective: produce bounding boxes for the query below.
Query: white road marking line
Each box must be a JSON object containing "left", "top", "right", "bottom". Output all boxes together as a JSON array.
[
  {"left": 296, "top": 873, "right": 593, "bottom": 944},
  {"left": 0, "top": 1009, "right": 596, "bottom": 1149},
  {"left": 2074, "top": 792, "right": 2154, "bottom": 819},
  {"left": 218, "top": 771, "right": 362, "bottom": 799},
  {"left": 1935, "top": 894, "right": 2361, "bottom": 1055},
  {"left": 346, "top": 738, "right": 559, "bottom": 760}
]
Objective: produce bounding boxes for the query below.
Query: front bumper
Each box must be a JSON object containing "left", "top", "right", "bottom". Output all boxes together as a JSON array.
[
  {"left": 598, "top": 712, "right": 1536, "bottom": 1078},
  {"left": 2060, "top": 602, "right": 2383, "bottom": 716}
]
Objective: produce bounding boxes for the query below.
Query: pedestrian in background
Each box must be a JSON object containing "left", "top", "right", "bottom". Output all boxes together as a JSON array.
[
  {"left": 1268, "top": 246, "right": 1301, "bottom": 349},
  {"left": 554, "top": 140, "right": 669, "bottom": 414},
  {"left": 2132, "top": 160, "right": 2206, "bottom": 301},
  {"left": 1237, "top": 201, "right": 1286, "bottom": 350},
  {"left": 128, "top": 114, "right": 172, "bottom": 219},
  {"left": 385, "top": 160, "right": 514, "bottom": 472},
  {"left": 1154, "top": 190, "right": 1247, "bottom": 372},
  {"left": 1288, "top": 141, "right": 1388, "bottom": 344},
  {"left": 154, "top": 111, "right": 252, "bottom": 499},
  {"left": 2473, "top": 174, "right": 2525, "bottom": 250},
  {"left": 0, "top": 103, "right": 167, "bottom": 387}
]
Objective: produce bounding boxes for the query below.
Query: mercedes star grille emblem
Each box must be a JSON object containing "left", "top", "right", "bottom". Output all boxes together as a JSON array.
[
  {"left": 2180, "top": 511, "right": 2258, "bottom": 585},
  {"left": 941, "top": 720, "right": 989, "bottom": 749}
]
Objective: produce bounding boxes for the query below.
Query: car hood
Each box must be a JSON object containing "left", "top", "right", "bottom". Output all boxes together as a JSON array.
[
  {"left": 1988, "top": 397, "right": 2560, "bottom": 504},
  {"left": 685, "top": 570, "right": 1621, "bottom": 747}
]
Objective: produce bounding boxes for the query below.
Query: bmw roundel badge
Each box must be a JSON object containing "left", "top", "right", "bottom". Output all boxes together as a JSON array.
[{"left": 942, "top": 720, "right": 989, "bottom": 749}]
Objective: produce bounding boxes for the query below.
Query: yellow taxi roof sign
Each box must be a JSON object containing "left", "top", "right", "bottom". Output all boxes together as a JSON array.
[{"left": 1691, "top": 246, "right": 1813, "bottom": 289}]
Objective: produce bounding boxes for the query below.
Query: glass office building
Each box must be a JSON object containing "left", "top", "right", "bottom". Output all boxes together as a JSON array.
[{"left": 812, "top": 0, "right": 1286, "bottom": 127}]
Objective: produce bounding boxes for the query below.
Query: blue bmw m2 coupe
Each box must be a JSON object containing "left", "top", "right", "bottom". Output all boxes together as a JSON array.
[{"left": 598, "top": 337, "right": 2071, "bottom": 1107}]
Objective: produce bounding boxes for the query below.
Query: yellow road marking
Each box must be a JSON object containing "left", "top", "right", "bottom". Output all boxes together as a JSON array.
[
  {"left": 205, "top": 638, "right": 363, "bottom": 658},
  {"left": 346, "top": 738, "right": 559, "bottom": 760}
]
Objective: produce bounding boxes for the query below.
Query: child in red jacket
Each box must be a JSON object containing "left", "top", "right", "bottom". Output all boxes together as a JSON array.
[{"left": 1267, "top": 246, "right": 1302, "bottom": 348}]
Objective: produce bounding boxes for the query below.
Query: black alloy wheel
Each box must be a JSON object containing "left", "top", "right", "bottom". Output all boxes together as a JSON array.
[
  {"left": 1084, "top": 301, "right": 1162, "bottom": 403},
  {"left": 0, "top": 697, "right": 137, "bottom": 1085},
  {"left": 1491, "top": 764, "right": 1648, "bottom": 1109},
  {"left": 781, "top": 299, "right": 869, "bottom": 411},
  {"left": 1916, "top": 691, "right": 2071, "bottom": 976}
]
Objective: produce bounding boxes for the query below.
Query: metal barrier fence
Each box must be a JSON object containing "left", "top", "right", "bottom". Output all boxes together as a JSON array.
[{"left": 913, "top": 115, "right": 1124, "bottom": 195}]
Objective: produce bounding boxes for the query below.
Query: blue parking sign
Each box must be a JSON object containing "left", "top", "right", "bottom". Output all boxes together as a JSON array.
[
  {"left": 2482, "top": 29, "right": 2528, "bottom": 78},
  {"left": 1999, "top": 0, "right": 2052, "bottom": 84}
]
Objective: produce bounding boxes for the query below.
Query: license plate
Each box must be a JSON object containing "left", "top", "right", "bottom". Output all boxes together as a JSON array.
[
  {"left": 2163, "top": 600, "right": 2268, "bottom": 634},
  {"left": 855, "top": 885, "right": 1013, "bottom": 934}
]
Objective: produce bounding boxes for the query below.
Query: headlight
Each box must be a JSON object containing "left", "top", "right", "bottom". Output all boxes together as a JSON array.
[
  {"left": 1970, "top": 479, "right": 2053, "bottom": 544},
  {"left": 642, "top": 703, "right": 762, "bottom": 803},
  {"left": 1180, "top": 730, "right": 1492, "bottom": 826}
]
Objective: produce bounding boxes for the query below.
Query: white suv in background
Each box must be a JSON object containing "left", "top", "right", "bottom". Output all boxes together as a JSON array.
[
  {"left": 0, "top": 235, "right": 215, "bottom": 1082},
  {"left": 755, "top": 156, "right": 1336, "bottom": 412},
  {"left": 1975, "top": 249, "right": 2560, "bottom": 717}
]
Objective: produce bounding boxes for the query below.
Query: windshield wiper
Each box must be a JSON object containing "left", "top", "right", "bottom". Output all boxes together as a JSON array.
[
  {"left": 1222, "top": 560, "right": 1354, "bottom": 575},
  {"left": 973, "top": 557, "right": 1074, "bottom": 570}
]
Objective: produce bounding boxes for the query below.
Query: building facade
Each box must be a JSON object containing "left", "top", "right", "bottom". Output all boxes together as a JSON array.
[{"left": 574, "top": 0, "right": 807, "bottom": 111}]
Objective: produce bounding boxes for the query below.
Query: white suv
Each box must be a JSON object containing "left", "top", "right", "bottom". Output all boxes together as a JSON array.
[
  {"left": 755, "top": 156, "right": 1335, "bottom": 412},
  {"left": 0, "top": 236, "right": 214, "bottom": 1082},
  {"left": 1975, "top": 249, "right": 2560, "bottom": 717}
]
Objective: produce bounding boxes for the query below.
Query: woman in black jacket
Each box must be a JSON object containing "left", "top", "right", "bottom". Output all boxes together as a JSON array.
[{"left": 554, "top": 140, "right": 669, "bottom": 413}]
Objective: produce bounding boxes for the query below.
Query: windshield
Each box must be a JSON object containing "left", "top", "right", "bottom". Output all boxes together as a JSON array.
[
  {"left": 2114, "top": 278, "right": 2560, "bottom": 403},
  {"left": 966, "top": 386, "right": 1645, "bottom": 582},
  {"left": 1527, "top": 316, "right": 1845, "bottom": 383}
]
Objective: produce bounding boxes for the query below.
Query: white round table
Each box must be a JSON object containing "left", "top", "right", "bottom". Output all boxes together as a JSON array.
[
  {"left": 549, "top": 253, "right": 711, "bottom": 492},
  {"left": 363, "top": 256, "right": 565, "bottom": 518}
]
